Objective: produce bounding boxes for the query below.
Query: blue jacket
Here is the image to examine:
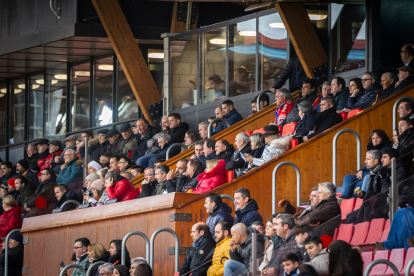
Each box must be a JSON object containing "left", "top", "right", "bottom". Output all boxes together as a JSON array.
[
  {"left": 56, "top": 157, "right": 83, "bottom": 186},
  {"left": 200, "top": 152, "right": 217, "bottom": 168},
  {"left": 345, "top": 83, "right": 382, "bottom": 110},
  {"left": 293, "top": 110, "right": 317, "bottom": 137},
  {"left": 234, "top": 199, "right": 263, "bottom": 227},
  {"left": 206, "top": 203, "right": 234, "bottom": 238},
  {"left": 216, "top": 109, "right": 243, "bottom": 132},
  {"left": 148, "top": 142, "right": 181, "bottom": 167},
  {"left": 284, "top": 267, "right": 298, "bottom": 276},
  {"left": 130, "top": 125, "right": 159, "bottom": 161}
]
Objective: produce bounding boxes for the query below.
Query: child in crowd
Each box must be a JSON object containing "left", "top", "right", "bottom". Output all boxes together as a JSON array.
[
  {"left": 297, "top": 264, "right": 318, "bottom": 276},
  {"left": 282, "top": 253, "right": 300, "bottom": 276}
]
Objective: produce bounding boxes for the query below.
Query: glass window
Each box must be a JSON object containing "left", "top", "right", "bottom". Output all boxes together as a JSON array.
[
  {"left": 72, "top": 61, "right": 90, "bottom": 131},
  {"left": 228, "top": 19, "right": 256, "bottom": 96},
  {"left": 45, "top": 67, "right": 68, "bottom": 137},
  {"left": 29, "top": 74, "right": 44, "bottom": 140},
  {"left": 258, "top": 13, "right": 288, "bottom": 90},
  {"left": 118, "top": 61, "right": 139, "bottom": 122},
  {"left": 148, "top": 49, "right": 164, "bottom": 95},
  {"left": 9, "top": 145, "right": 24, "bottom": 165},
  {"left": 0, "top": 83, "right": 7, "bottom": 146},
  {"left": 0, "top": 149, "right": 5, "bottom": 162},
  {"left": 331, "top": 4, "right": 366, "bottom": 74},
  {"left": 95, "top": 56, "right": 114, "bottom": 126},
  {"left": 10, "top": 79, "right": 26, "bottom": 144}
]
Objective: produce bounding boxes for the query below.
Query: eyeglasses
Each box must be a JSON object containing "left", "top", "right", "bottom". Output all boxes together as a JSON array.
[
  {"left": 361, "top": 79, "right": 372, "bottom": 82},
  {"left": 145, "top": 174, "right": 155, "bottom": 176},
  {"left": 118, "top": 161, "right": 126, "bottom": 164},
  {"left": 41, "top": 173, "right": 48, "bottom": 176}
]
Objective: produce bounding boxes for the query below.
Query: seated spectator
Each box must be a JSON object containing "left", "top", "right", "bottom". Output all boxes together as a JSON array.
[
  {"left": 135, "top": 263, "right": 153, "bottom": 276},
  {"left": 119, "top": 157, "right": 132, "bottom": 172},
  {"left": 83, "top": 173, "right": 100, "bottom": 202},
  {"left": 120, "top": 172, "right": 134, "bottom": 182},
  {"left": 36, "top": 139, "right": 50, "bottom": 177},
  {"left": 110, "top": 155, "right": 121, "bottom": 171},
  {"left": 200, "top": 139, "right": 217, "bottom": 168},
  {"left": 161, "top": 116, "right": 170, "bottom": 132},
  {"left": 226, "top": 133, "right": 252, "bottom": 171},
  {"left": 164, "top": 159, "right": 187, "bottom": 192},
  {"left": 208, "top": 74, "right": 226, "bottom": 100},
  {"left": 187, "top": 159, "right": 226, "bottom": 194},
  {"left": 397, "top": 117, "right": 414, "bottom": 173},
  {"left": 378, "top": 72, "right": 397, "bottom": 101},
  {"left": 137, "top": 167, "right": 158, "bottom": 199},
  {"left": 108, "top": 239, "right": 131, "bottom": 267},
  {"left": 114, "top": 265, "right": 129, "bottom": 276},
  {"left": 342, "top": 72, "right": 381, "bottom": 111},
  {"left": 148, "top": 164, "right": 170, "bottom": 195},
  {"left": 198, "top": 121, "right": 209, "bottom": 140},
  {"left": 0, "top": 162, "right": 16, "bottom": 186},
  {"left": 25, "top": 168, "right": 57, "bottom": 216},
  {"left": 78, "top": 131, "right": 95, "bottom": 160},
  {"left": 292, "top": 101, "right": 317, "bottom": 138},
  {"left": 153, "top": 160, "right": 165, "bottom": 167},
  {"left": 279, "top": 187, "right": 319, "bottom": 219},
  {"left": 205, "top": 193, "right": 234, "bottom": 237},
  {"left": 88, "top": 129, "right": 109, "bottom": 163},
  {"left": 303, "top": 237, "right": 329, "bottom": 276},
  {"left": 0, "top": 231, "right": 24, "bottom": 276},
  {"left": 215, "top": 139, "right": 235, "bottom": 163},
  {"left": 259, "top": 93, "right": 270, "bottom": 110},
  {"left": 106, "top": 129, "right": 125, "bottom": 156},
  {"left": 119, "top": 123, "right": 137, "bottom": 157},
  {"left": 149, "top": 134, "right": 181, "bottom": 168},
  {"left": 176, "top": 159, "right": 204, "bottom": 193},
  {"left": 16, "top": 159, "right": 39, "bottom": 187},
  {"left": 251, "top": 221, "right": 265, "bottom": 237},
  {"left": 105, "top": 170, "right": 139, "bottom": 202},
  {"left": 100, "top": 152, "right": 111, "bottom": 168},
  {"left": 330, "top": 77, "right": 349, "bottom": 111},
  {"left": 54, "top": 184, "right": 81, "bottom": 211},
  {"left": 84, "top": 179, "right": 105, "bottom": 206},
  {"left": 27, "top": 144, "right": 40, "bottom": 174},
  {"left": 184, "top": 130, "right": 201, "bottom": 149},
  {"left": 179, "top": 222, "right": 216, "bottom": 276},
  {"left": 224, "top": 223, "right": 264, "bottom": 275},
  {"left": 130, "top": 118, "right": 159, "bottom": 162},
  {"left": 297, "top": 264, "right": 318, "bottom": 276},
  {"left": 84, "top": 243, "right": 110, "bottom": 275},
  {"left": 259, "top": 218, "right": 278, "bottom": 271},
  {"left": 56, "top": 149, "right": 83, "bottom": 189},
  {"left": 6, "top": 178, "right": 18, "bottom": 199},
  {"left": 130, "top": 257, "right": 148, "bottom": 275},
  {"left": 282, "top": 253, "right": 299, "bottom": 276},
  {"left": 190, "top": 140, "right": 205, "bottom": 162},
  {"left": 312, "top": 81, "right": 332, "bottom": 112},
  {"left": 98, "top": 263, "right": 114, "bottom": 275},
  {"left": 214, "top": 105, "right": 226, "bottom": 133},
  {"left": 301, "top": 97, "right": 342, "bottom": 143},
  {"left": 46, "top": 140, "right": 63, "bottom": 172},
  {"left": 327, "top": 240, "right": 363, "bottom": 276},
  {"left": 62, "top": 135, "right": 77, "bottom": 156},
  {"left": 244, "top": 133, "right": 266, "bottom": 169},
  {"left": 166, "top": 113, "right": 189, "bottom": 144},
  {"left": 234, "top": 187, "right": 263, "bottom": 226},
  {"left": 130, "top": 165, "right": 144, "bottom": 178},
  {"left": 401, "top": 44, "right": 414, "bottom": 67},
  {"left": 216, "top": 100, "right": 244, "bottom": 132},
  {"left": 295, "top": 182, "right": 341, "bottom": 237},
  {"left": 15, "top": 176, "right": 36, "bottom": 211},
  {"left": 207, "top": 221, "right": 232, "bottom": 276},
  {"left": 87, "top": 161, "right": 102, "bottom": 175},
  {"left": 398, "top": 99, "right": 414, "bottom": 120},
  {"left": 392, "top": 66, "right": 414, "bottom": 94},
  {"left": 252, "top": 97, "right": 258, "bottom": 113},
  {"left": 0, "top": 195, "right": 22, "bottom": 239}
]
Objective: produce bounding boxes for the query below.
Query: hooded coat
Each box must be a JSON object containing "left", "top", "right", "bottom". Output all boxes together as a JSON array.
[
  {"left": 175, "top": 166, "right": 205, "bottom": 192},
  {"left": 25, "top": 177, "right": 57, "bottom": 216},
  {"left": 0, "top": 205, "right": 22, "bottom": 239},
  {"left": 56, "top": 157, "right": 83, "bottom": 187},
  {"left": 217, "top": 144, "right": 236, "bottom": 164},
  {"left": 130, "top": 126, "right": 159, "bottom": 160},
  {"left": 0, "top": 243, "right": 24, "bottom": 276},
  {"left": 206, "top": 203, "right": 234, "bottom": 237},
  {"left": 190, "top": 159, "right": 226, "bottom": 194},
  {"left": 207, "top": 236, "right": 232, "bottom": 276},
  {"left": 345, "top": 82, "right": 382, "bottom": 110},
  {"left": 106, "top": 176, "right": 139, "bottom": 202},
  {"left": 167, "top": 122, "right": 190, "bottom": 144},
  {"left": 307, "top": 106, "right": 342, "bottom": 139},
  {"left": 234, "top": 199, "right": 263, "bottom": 227},
  {"left": 228, "top": 228, "right": 264, "bottom": 270}
]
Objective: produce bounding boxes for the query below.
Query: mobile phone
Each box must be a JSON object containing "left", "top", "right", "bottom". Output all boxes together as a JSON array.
[
  {"left": 243, "top": 153, "right": 250, "bottom": 157},
  {"left": 60, "top": 261, "right": 65, "bottom": 268}
]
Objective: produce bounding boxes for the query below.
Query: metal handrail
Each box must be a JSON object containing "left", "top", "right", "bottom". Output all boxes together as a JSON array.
[
  {"left": 390, "top": 158, "right": 398, "bottom": 223},
  {"left": 50, "top": 0, "right": 61, "bottom": 19},
  {"left": 392, "top": 96, "right": 414, "bottom": 130},
  {"left": 5, "top": 229, "right": 20, "bottom": 276},
  {"left": 256, "top": 90, "right": 273, "bottom": 112},
  {"left": 166, "top": 143, "right": 188, "bottom": 160},
  {"left": 364, "top": 259, "right": 400, "bottom": 276},
  {"left": 83, "top": 137, "right": 89, "bottom": 190},
  {"left": 405, "top": 257, "right": 414, "bottom": 276},
  {"left": 59, "top": 264, "right": 86, "bottom": 276},
  {"left": 272, "top": 161, "right": 301, "bottom": 214},
  {"left": 59, "top": 200, "right": 81, "bottom": 210},
  {"left": 208, "top": 118, "right": 230, "bottom": 138},
  {"left": 220, "top": 194, "right": 237, "bottom": 211},
  {"left": 150, "top": 228, "right": 179, "bottom": 272},
  {"left": 250, "top": 231, "right": 258, "bottom": 275},
  {"left": 332, "top": 129, "right": 361, "bottom": 185},
  {"left": 86, "top": 261, "right": 106, "bottom": 276},
  {"left": 122, "top": 231, "right": 150, "bottom": 265}
]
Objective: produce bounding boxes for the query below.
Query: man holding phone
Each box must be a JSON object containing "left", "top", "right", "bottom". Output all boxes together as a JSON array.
[{"left": 226, "top": 133, "right": 252, "bottom": 171}]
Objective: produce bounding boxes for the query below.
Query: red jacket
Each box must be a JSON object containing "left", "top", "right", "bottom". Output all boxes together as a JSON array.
[
  {"left": 45, "top": 149, "right": 63, "bottom": 169},
  {"left": 106, "top": 179, "right": 139, "bottom": 202},
  {"left": 0, "top": 205, "right": 22, "bottom": 239},
  {"left": 191, "top": 159, "right": 227, "bottom": 194}
]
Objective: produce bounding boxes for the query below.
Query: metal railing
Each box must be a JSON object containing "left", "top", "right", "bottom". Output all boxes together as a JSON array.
[
  {"left": 220, "top": 194, "right": 237, "bottom": 211},
  {"left": 83, "top": 136, "right": 89, "bottom": 189},
  {"left": 250, "top": 231, "right": 258, "bottom": 275},
  {"left": 272, "top": 161, "right": 301, "bottom": 214},
  {"left": 59, "top": 264, "right": 86, "bottom": 276},
  {"left": 86, "top": 261, "right": 106, "bottom": 276},
  {"left": 166, "top": 143, "right": 188, "bottom": 160},
  {"left": 256, "top": 90, "right": 273, "bottom": 112},
  {"left": 150, "top": 228, "right": 179, "bottom": 272},
  {"left": 5, "top": 229, "right": 21, "bottom": 276},
  {"left": 332, "top": 129, "right": 361, "bottom": 185},
  {"left": 364, "top": 259, "right": 400, "bottom": 276},
  {"left": 207, "top": 118, "right": 230, "bottom": 138},
  {"left": 392, "top": 96, "right": 414, "bottom": 130},
  {"left": 53, "top": 200, "right": 81, "bottom": 213},
  {"left": 405, "top": 257, "right": 414, "bottom": 276},
  {"left": 122, "top": 231, "right": 150, "bottom": 265},
  {"left": 390, "top": 158, "right": 398, "bottom": 223}
]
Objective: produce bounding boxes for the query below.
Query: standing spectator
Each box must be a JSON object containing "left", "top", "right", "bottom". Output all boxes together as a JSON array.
[
  {"left": 184, "top": 130, "right": 201, "bottom": 149},
  {"left": 56, "top": 149, "right": 83, "bottom": 188},
  {"left": 187, "top": 159, "right": 226, "bottom": 194},
  {"left": 176, "top": 159, "right": 204, "bottom": 193},
  {"left": 292, "top": 101, "right": 317, "bottom": 138},
  {"left": 25, "top": 168, "right": 57, "bottom": 217},
  {"left": 270, "top": 55, "right": 306, "bottom": 93},
  {"left": 207, "top": 221, "right": 232, "bottom": 276},
  {"left": 330, "top": 77, "right": 349, "bottom": 111},
  {"left": 200, "top": 139, "right": 217, "bottom": 168},
  {"left": 15, "top": 159, "right": 39, "bottom": 187},
  {"left": 179, "top": 222, "right": 216, "bottom": 276},
  {"left": 36, "top": 139, "right": 50, "bottom": 177},
  {"left": 54, "top": 184, "right": 81, "bottom": 211},
  {"left": 205, "top": 193, "right": 234, "bottom": 237},
  {"left": 166, "top": 113, "right": 189, "bottom": 143},
  {"left": 397, "top": 99, "right": 414, "bottom": 120},
  {"left": 0, "top": 231, "right": 24, "bottom": 276},
  {"left": 378, "top": 72, "right": 397, "bottom": 100},
  {"left": 164, "top": 159, "right": 187, "bottom": 193},
  {"left": 130, "top": 118, "right": 159, "bottom": 162},
  {"left": 14, "top": 176, "right": 36, "bottom": 211},
  {"left": 327, "top": 240, "right": 363, "bottom": 276},
  {"left": 216, "top": 100, "right": 243, "bottom": 132},
  {"left": 215, "top": 139, "right": 235, "bottom": 164},
  {"left": 0, "top": 162, "right": 16, "bottom": 186},
  {"left": 105, "top": 170, "right": 139, "bottom": 202},
  {"left": 401, "top": 44, "right": 414, "bottom": 67},
  {"left": 199, "top": 121, "right": 209, "bottom": 140},
  {"left": 89, "top": 129, "right": 110, "bottom": 163},
  {"left": 0, "top": 196, "right": 22, "bottom": 239},
  {"left": 397, "top": 117, "right": 414, "bottom": 173},
  {"left": 303, "top": 237, "right": 329, "bottom": 276},
  {"left": 119, "top": 123, "right": 137, "bottom": 157},
  {"left": 233, "top": 187, "right": 263, "bottom": 226},
  {"left": 259, "top": 218, "right": 278, "bottom": 271},
  {"left": 108, "top": 239, "right": 131, "bottom": 267},
  {"left": 226, "top": 133, "right": 252, "bottom": 171},
  {"left": 137, "top": 167, "right": 158, "bottom": 199},
  {"left": 106, "top": 129, "right": 125, "bottom": 156},
  {"left": 27, "top": 144, "right": 40, "bottom": 173}
]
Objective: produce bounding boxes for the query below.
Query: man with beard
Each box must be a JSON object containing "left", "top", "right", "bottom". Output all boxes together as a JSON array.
[
  {"left": 164, "top": 159, "right": 188, "bottom": 193},
  {"left": 16, "top": 159, "right": 39, "bottom": 188},
  {"left": 207, "top": 221, "right": 232, "bottom": 276},
  {"left": 0, "top": 162, "right": 17, "bottom": 186},
  {"left": 36, "top": 139, "right": 50, "bottom": 178},
  {"left": 14, "top": 176, "right": 36, "bottom": 212}
]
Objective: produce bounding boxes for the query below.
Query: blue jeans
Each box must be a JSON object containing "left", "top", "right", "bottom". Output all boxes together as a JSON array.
[
  {"left": 341, "top": 175, "right": 363, "bottom": 199},
  {"left": 361, "top": 174, "right": 370, "bottom": 192},
  {"left": 136, "top": 154, "right": 156, "bottom": 169},
  {"left": 383, "top": 207, "right": 414, "bottom": 251},
  {"left": 223, "top": 260, "right": 248, "bottom": 276}
]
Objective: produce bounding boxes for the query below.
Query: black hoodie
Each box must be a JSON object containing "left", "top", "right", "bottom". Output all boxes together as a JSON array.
[
  {"left": 234, "top": 199, "right": 263, "bottom": 227},
  {"left": 175, "top": 166, "right": 205, "bottom": 192},
  {"left": 229, "top": 227, "right": 264, "bottom": 270},
  {"left": 167, "top": 122, "right": 189, "bottom": 144},
  {"left": 217, "top": 144, "right": 235, "bottom": 164},
  {"left": 307, "top": 106, "right": 342, "bottom": 139}
]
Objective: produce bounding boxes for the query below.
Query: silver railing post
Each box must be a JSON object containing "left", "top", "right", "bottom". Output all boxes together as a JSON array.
[
  {"left": 393, "top": 96, "right": 414, "bottom": 131},
  {"left": 390, "top": 158, "right": 398, "bottom": 223},
  {"left": 83, "top": 136, "right": 89, "bottom": 189},
  {"left": 86, "top": 261, "right": 106, "bottom": 276},
  {"left": 220, "top": 194, "right": 237, "bottom": 211},
  {"left": 256, "top": 90, "right": 273, "bottom": 112},
  {"left": 150, "top": 228, "right": 180, "bottom": 272},
  {"left": 272, "top": 161, "right": 301, "bottom": 214},
  {"left": 59, "top": 200, "right": 81, "bottom": 210},
  {"left": 250, "top": 231, "right": 258, "bottom": 276},
  {"left": 5, "top": 229, "right": 20, "bottom": 276},
  {"left": 208, "top": 118, "right": 230, "bottom": 138},
  {"left": 364, "top": 259, "right": 400, "bottom": 276},
  {"left": 405, "top": 257, "right": 414, "bottom": 276},
  {"left": 59, "top": 264, "right": 86, "bottom": 276},
  {"left": 122, "top": 231, "right": 150, "bottom": 265},
  {"left": 332, "top": 129, "right": 361, "bottom": 185},
  {"left": 185, "top": 2, "right": 193, "bottom": 31},
  {"left": 166, "top": 143, "right": 188, "bottom": 160}
]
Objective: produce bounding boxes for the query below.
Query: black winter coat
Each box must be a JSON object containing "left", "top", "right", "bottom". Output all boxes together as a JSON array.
[
  {"left": 15, "top": 182, "right": 36, "bottom": 210},
  {"left": 106, "top": 136, "right": 125, "bottom": 157},
  {"left": 272, "top": 55, "right": 306, "bottom": 93},
  {"left": 85, "top": 252, "right": 110, "bottom": 276},
  {"left": 390, "top": 75, "right": 414, "bottom": 95},
  {"left": 137, "top": 181, "right": 158, "bottom": 198},
  {"left": 206, "top": 203, "right": 234, "bottom": 237},
  {"left": 229, "top": 228, "right": 264, "bottom": 270},
  {"left": 307, "top": 107, "right": 342, "bottom": 139},
  {"left": 226, "top": 143, "right": 252, "bottom": 170},
  {"left": 109, "top": 252, "right": 131, "bottom": 269},
  {"left": 90, "top": 141, "right": 109, "bottom": 163},
  {"left": 176, "top": 167, "right": 205, "bottom": 192},
  {"left": 217, "top": 144, "right": 235, "bottom": 164},
  {"left": 130, "top": 126, "right": 159, "bottom": 161},
  {"left": 179, "top": 232, "right": 216, "bottom": 276},
  {"left": 371, "top": 162, "right": 411, "bottom": 195},
  {"left": 285, "top": 91, "right": 319, "bottom": 125},
  {"left": 293, "top": 110, "right": 317, "bottom": 137},
  {"left": 55, "top": 190, "right": 82, "bottom": 211},
  {"left": 28, "top": 153, "right": 40, "bottom": 173},
  {"left": 0, "top": 243, "right": 24, "bottom": 276},
  {"left": 398, "top": 128, "right": 414, "bottom": 174},
  {"left": 167, "top": 122, "right": 190, "bottom": 144},
  {"left": 234, "top": 199, "right": 263, "bottom": 227}
]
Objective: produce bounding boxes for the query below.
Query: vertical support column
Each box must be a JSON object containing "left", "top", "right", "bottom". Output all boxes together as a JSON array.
[
  {"left": 162, "top": 34, "right": 172, "bottom": 116},
  {"left": 366, "top": 0, "right": 381, "bottom": 78},
  {"left": 389, "top": 158, "right": 398, "bottom": 223},
  {"left": 66, "top": 63, "right": 72, "bottom": 134}
]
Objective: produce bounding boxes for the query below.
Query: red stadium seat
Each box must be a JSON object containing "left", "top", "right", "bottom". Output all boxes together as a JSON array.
[
  {"left": 340, "top": 198, "right": 355, "bottom": 220},
  {"left": 350, "top": 222, "right": 370, "bottom": 246},
  {"left": 245, "top": 131, "right": 253, "bottom": 136},
  {"left": 320, "top": 235, "right": 333, "bottom": 248},
  {"left": 369, "top": 250, "right": 390, "bottom": 276},
  {"left": 128, "top": 150, "right": 133, "bottom": 158},
  {"left": 362, "top": 251, "right": 374, "bottom": 273},
  {"left": 337, "top": 223, "right": 354, "bottom": 243},
  {"left": 378, "top": 248, "right": 406, "bottom": 276},
  {"left": 365, "top": 218, "right": 386, "bottom": 244},
  {"left": 282, "top": 122, "right": 297, "bottom": 136},
  {"left": 278, "top": 125, "right": 283, "bottom": 132},
  {"left": 290, "top": 139, "right": 298, "bottom": 148},
  {"left": 226, "top": 171, "right": 234, "bottom": 182},
  {"left": 339, "top": 112, "right": 348, "bottom": 121},
  {"left": 401, "top": 247, "right": 414, "bottom": 276},
  {"left": 333, "top": 227, "right": 339, "bottom": 241},
  {"left": 380, "top": 219, "right": 391, "bottom": 241},
  {"left": 354, "top": 197, "right": 363, "bottom": 211},
  {"left": 253, "top": 128, "right": 264, "bottom": 134},
  {"left": 347, "top": 108, "right": 363, "bottom": 119}
]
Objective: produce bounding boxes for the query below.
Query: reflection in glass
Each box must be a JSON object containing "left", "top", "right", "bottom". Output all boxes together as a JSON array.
[
  {"left": 11, "top": 79, "right": 26, "bottom": 144},
  {"left": 331, "top": 4, "right": 366, "bottom": 74},
  {"left": 118, "top": 62, "right": 139, "bottom": 122},
  {"left": 72, "top": 62, "right": 90, "bottom": 131},
  {"left": 45, "top": 67, "right": 67, "bottom": 137},
  {"left": 258, "top": 13, "right": 287, "bottom": 90},
  {"left": 0, "top": 83, "right": 6, "bottom": 146},
  {"left": 171, "top": 34, "right": 199, "bottom": 109},
  {"left": 95, "top": 56, "right": 113, "bottom": 126},
  {"left": 29, "top": 75, "right": 44, "bottom": 140}
]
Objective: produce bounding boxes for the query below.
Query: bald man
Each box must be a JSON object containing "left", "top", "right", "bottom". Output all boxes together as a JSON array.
[
  {"left": 179, "top": 222, "right": 216, "bottom": 276},
  {"left": 224, "top": 223, "right": 264, "bottom": 275}
]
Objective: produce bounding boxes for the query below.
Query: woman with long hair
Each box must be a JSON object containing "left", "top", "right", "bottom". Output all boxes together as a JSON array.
[
  {"left": 259, "top": 218, "right": 277, "bottom": 271},
  {"left": 327, "top": 240, "right": 363, "bottom": 276},
  {"left": 367, "top": 129, "right": 392, "bottom": 151},
  {"left": 114, "top": 264, "right": 130, "bottom": 276},
  {"left": 341, "top": 78, "right": 365, "bottom": 112},
  {"left": 108, "top": 239, "right": 131, "bottom": 268},
  {"left": 184, "top": 130, "right": 201, "bottom": 149},
  {"left": 84, "top": 243, "right": 110, "bottom": 275}
]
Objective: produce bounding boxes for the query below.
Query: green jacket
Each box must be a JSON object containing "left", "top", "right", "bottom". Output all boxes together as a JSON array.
[
  {"left": 1, "top": 171, "right": 17, "bottom": 186},
  {"left": 121, "top": 133, "right": 137, "bottom": 156},
  {"left": 333, "top": 87, "right": 349, "bottom": 110},
  {"left": 56, "top": 157, "right": 83, "bottom": 186},
  {"left": 16, "top": 182, "right": 36, "bottom": 210},
  {"left": 71, "top": 253, "right": 88, "bottom": 276}
]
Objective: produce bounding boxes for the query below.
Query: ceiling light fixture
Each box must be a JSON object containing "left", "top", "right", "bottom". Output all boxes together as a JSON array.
[
  {"left": 98, "top": 64, "right": 113, "bottom": 71},
  {"left": 0, "top": 88, "right": 6, "bottom": 94},
  {"left": 75, "top": 71, "right": 90, "bottom": 77},
  {"left": 148, "top": 53, "right": 164, "bottom": 59},
  {"left": 17, "top": 84, "right": 25, "bottom": 89},
  {"left": 209, "top": 38, "right": 226, "bottom": 45},
  {"left": 14, "top": 89, "right": 22, "bottom": 94},
  {"left": 309, "top": 14, "right": 328, "bottom": 21},
  {"left": 36, "top": 79, "right": 58, "bottom": 85},
  {"left": 269, "top": 22, "right": 285, "bottom": 28},
  {"left": 54, "top": 74, "right": 67, "bottom": 80},
  {"left": 32, "top": 84, "right": 40, "bottom": 89},
  {"left": 238, "top": 31, "right": 256, "bottom": 37}
]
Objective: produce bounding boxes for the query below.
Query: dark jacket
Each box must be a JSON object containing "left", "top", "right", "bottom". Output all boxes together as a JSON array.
[
  {"left": 108, "top": 252, "right": 131, "bottom": 269},
  {"left": 229, "top": 228, "right": 264, "bottom": 270},
  {"left": 77, "top": 137, "right": 99, "bottom": 159},
  {"left": 179, "top": 232, "right": 216, "bottom": 276},
  {"left": 28, "top": 153, "right": 40, "bottom": 173},
  {"left": 148, "top": 142, "right": 182, "bottom": 167},
  {"left": 90, "top": 140, "right": 109, "bottom": 163},
  {"left": 293, "top": 110, "right": 317, "bottom": 137},
  {"left": 176, "top": 167, "right": 205, "bottom": 192},
  {"left": 333, "top": 87, "right": 349, "bottom": 110},
  {"left": 234, "top": 199, "right": 263, "bottom": 227},
  {"left": 85, "top": 252, "right": 110, "bottom": 276},
  {"left": 164, "top": 178, "right": 179, "bottom": 193},
  {"left": 345, "top": 82, "right": 382, "bottom": 110},
  {"left": 272, "top": 55, "right": 306, "bottom": 93},
  {"left": 200, "top": 152, "right": 217, "bottom": 168},
  {"left": 378, "top": 83, "right": 396, "bottom": 101},
  {"left": 26, "top": 177, "right": 57, "bottom": 216},
  {"left": 106, "top": 136, "right": 125, "bottom": 156},
  {"left": 137, "top": 181, "right": 158, "bottom": 198},
  {"left": 285, "top": 91, "right": 319, "bottom": 125},
  {"left": 307, "top": 107, "right": 342, "bottom": 139},
  {"left": 206, "top": 203, "right": 234, "bottom": 237},
  {"left": 0, "top": 169, "right": 17, "bottom": 186},
  {"left": 55, "top": 190, "right": 82, "bottom": 211},
  {"left": 15, "top": 182, "right": 36, "bottom": 210},
  {"left": 398, "top": 128, "right": 414, "bottom": 174},
  {"left": 130, "top": 126, "right": 159, "bottom": 161},
  {"left": 217, "top": 144, "right": 235, "bottom": 164},
  {"left": 21, "top": 169, "right": 40, "bottom": 188},
  {"left": 244, "top": 146, "right": 265, "bottom": 168},
  {"left": 167, "top": 122, "right": 190, "bottom": 144},
  {"left": 226, "top": 143, "right": 252, "bottom": 171},
  {"left": 0, "top": 243, "right": 24, "bottom": 276},
  {"left": 216, "top": 109, "right": 244, "bottom": 132},
  {"left": 391, "top": 75, "right": 414, "bottom": 95},
  {"left": 370, "top": 161, "right": 411, "bottom": 196}
]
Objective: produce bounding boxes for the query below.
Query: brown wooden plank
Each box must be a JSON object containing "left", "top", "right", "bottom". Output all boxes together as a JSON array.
[
  {"left": 91, "top": 0, "right": 162, "bottom": 125},
  {"left": 170, "top": 2, "right": 198, "bottom": 33}
]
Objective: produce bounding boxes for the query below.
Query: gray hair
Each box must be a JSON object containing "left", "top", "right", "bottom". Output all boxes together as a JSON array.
[
  {"left": 367, "top": 149, "right": 382, "bottom": 162},
  {"left": 297, "top": 101, "right": 312, "bottom": 113},
  {"left": 131, "top": 257, "right": 147, "bottom": 265},
  {"left": 159, "top": 133, "right": 171, "bottom": 142},
  {"left": 98, "top": 263, "right": 114, "bottom": 273},
  {"left": 249, "top": 133, "right": 265, "bottom": 148},
  {"left": 322, "top": 81, "right": 331, "bottom": 87},
  {"left": 276, "top": 88, "right": 291, "bottom": 99},
  {"left": 105, "top": 169, "right": 120, "bottom": 180},
  {"left": 383, "top": 72, "right": 397, "bottom": 82},
  {"left": 318, "top": 182, "right": 336, "bottom": 196},
  {"left": 275, "top": 213, "right": 295, "bottom": 229},
  {"left": 199, "top": 121, "right": 209, "bottom": 130},
  {"left": 65, "top": 149, "right": 76, "bottom": 155},
  {"left": 364, "top": 71, "right": 376, "bottom": 80},
  {"left": 236, "top": 132, "right": 250, "bottom": 144}
]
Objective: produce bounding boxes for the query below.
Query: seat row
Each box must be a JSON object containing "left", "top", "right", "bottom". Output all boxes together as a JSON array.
[{"left": 363, "top": 247, "right": 414, "bottom": 276}]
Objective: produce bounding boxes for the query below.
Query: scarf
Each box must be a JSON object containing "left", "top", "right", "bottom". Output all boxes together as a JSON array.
[{"left": 275, "top": 100, "right": 292, "bottom": 125}]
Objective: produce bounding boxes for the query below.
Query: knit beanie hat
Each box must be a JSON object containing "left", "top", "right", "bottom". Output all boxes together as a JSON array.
[
  {"left": 90, "top": 179, "right": 105, "bottom": 191},
  {"left": 7, "top": 178, "right": 15, "bottom": 188},
  {"left": 17, "top": 159, "right": 29, "bottom": 170},
  {"left": 88, "top": 161, "right": 102, "bottom": 171},
  {"left": 86, "top": 173, "right": 100, "bottom": 182}
]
